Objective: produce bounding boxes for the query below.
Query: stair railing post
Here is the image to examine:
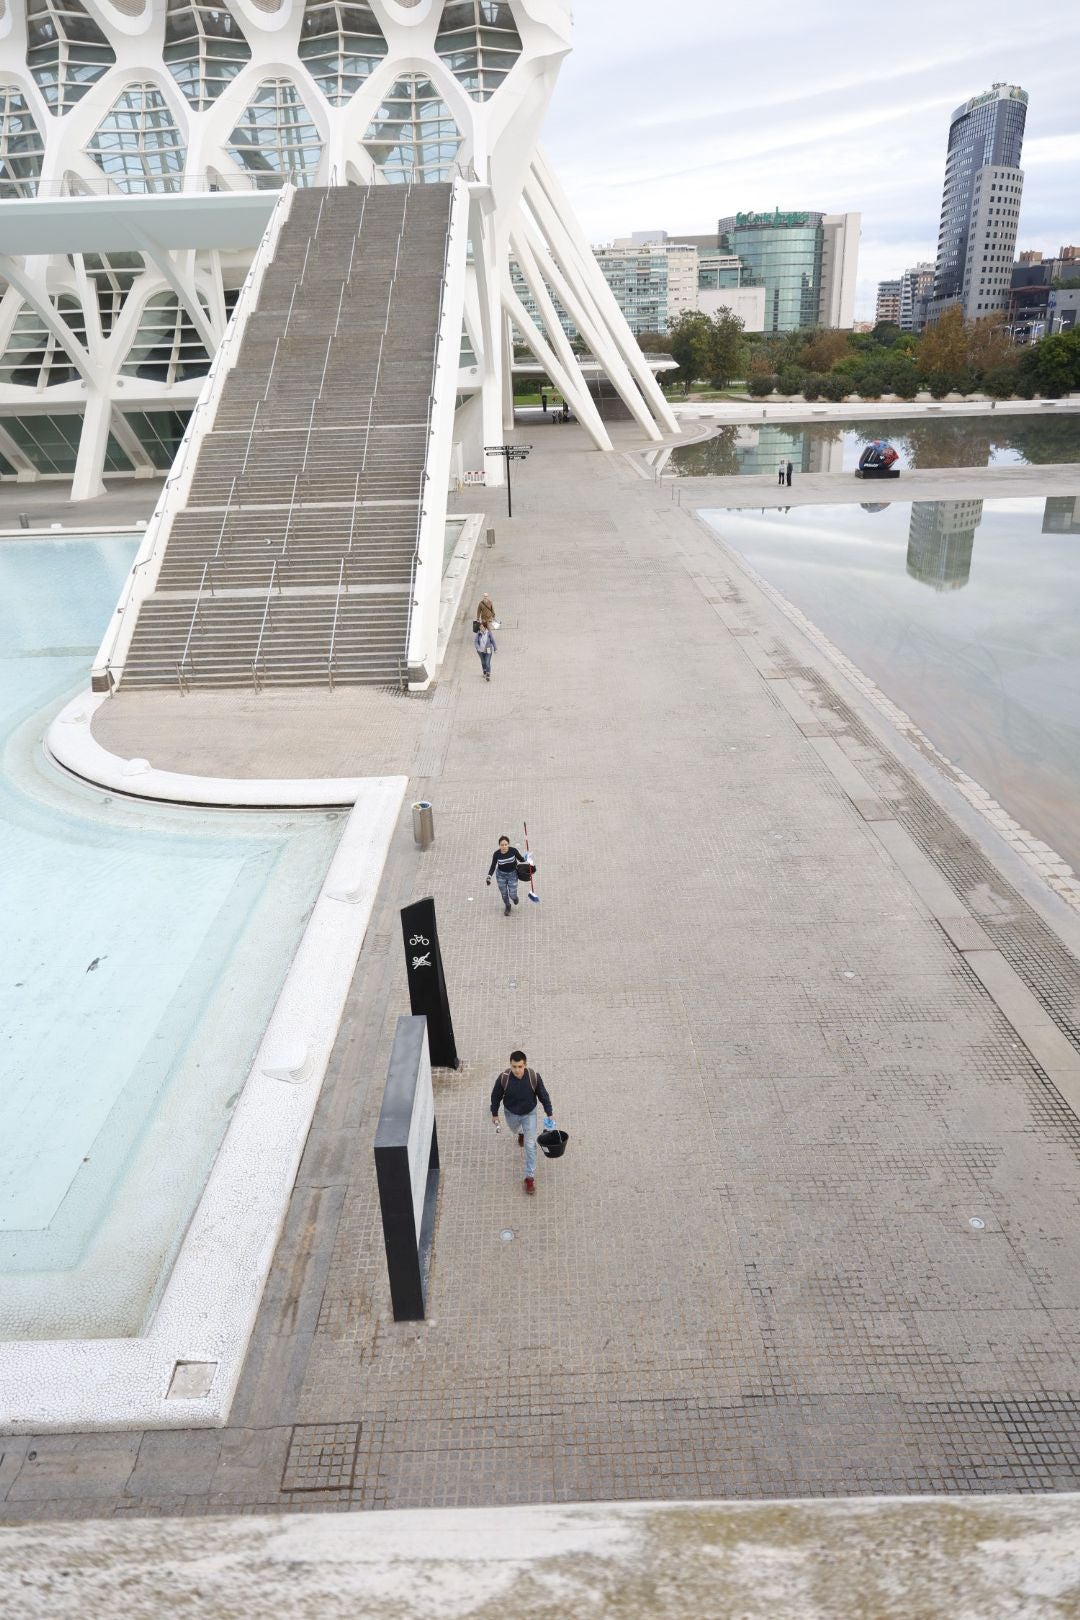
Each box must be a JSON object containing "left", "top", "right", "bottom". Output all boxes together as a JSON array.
[{"left": 327, "top": 557, "right": 344, "bottom": 691}]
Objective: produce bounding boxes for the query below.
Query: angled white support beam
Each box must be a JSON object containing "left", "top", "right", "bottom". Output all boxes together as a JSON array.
[
  {"left": 501, "top": 283, "right": 610, "bottom": 451},
  {"left": 509, "top": 223, "right": 610, "bottom": 447},
  {"left": 528, "top": 148, "right": 680, "bottom": 435},
  {"left": 127, "top": 230, "right": 217, "bottom": 351},
  {"left": 106, "top": 404, "right": 156, "bottom": 474},
  {"left": 515, "top": 195, "right": 663, "bottom": 442},
  {"left": 0, "top": 256, "right": 94, "bottom": 386},
  {"left": 0, "top": 421, "right": 36, "bottom": 477}
]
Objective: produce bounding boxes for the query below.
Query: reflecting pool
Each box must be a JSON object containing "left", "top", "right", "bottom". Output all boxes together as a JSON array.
[
  {"left": 0, "top": 535, "right": 343, "bottom": 1340},
  {"left": 701, "top": 498, "right": 1080, "bottom": 873},
  {"left": 657, "top": 412, "right": 1080, "bottom": 477}
]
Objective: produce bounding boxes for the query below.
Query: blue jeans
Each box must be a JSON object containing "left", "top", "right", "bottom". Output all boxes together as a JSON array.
[
  {"left": 496, "top": 868, "right": 518, "bottom": 908},
  {"left": 504, "top": 1107, "right": 538, "bottom": 1178},
  {"left": 478, "top": 649, "right": 492, "bottom": 676}
]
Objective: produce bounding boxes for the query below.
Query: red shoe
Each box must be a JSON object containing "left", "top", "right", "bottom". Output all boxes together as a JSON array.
[
  {"left": 524, "top": 1176, "right": 535, "bottom": 1194},
  {"left": 518, "top": 1132, "right": 524, "bottom": 1146}
]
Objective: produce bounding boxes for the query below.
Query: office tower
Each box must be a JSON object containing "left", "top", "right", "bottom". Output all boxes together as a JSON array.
[
  {"left": 876, "top": 279, "right": 902, "bottom": 324},
  {"left": 712, "top": 209, "right": 860, "bottom": 332},
  {"left": 932, "top": 83, "right": 1027, "bottom": 321}
]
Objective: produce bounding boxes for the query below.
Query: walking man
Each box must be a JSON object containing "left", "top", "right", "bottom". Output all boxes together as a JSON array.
[
  {"left": 475, "top": 621, "right": 496, "bottom": 681},
  {"left": 487, "top": 834, "right": 527, "bottom": 914},
  {"left": 491, "top": 1049, "right": 555, "bottom": 1194},
  {"left": 785, "top": 459, "right": 793, "bottom": 487},
  {"left": 777, "top": 461, "right": 785, "bottom": 486}
]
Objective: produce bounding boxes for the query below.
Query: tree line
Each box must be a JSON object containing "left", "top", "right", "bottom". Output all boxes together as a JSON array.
[{"left": 654, "top": 306, "right": 1080, "bottom": 400}]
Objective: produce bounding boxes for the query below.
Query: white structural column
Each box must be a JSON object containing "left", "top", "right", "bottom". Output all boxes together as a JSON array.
[
  {"left": 526, "top": 149, "right": 679, "bottom": 436},
  {"left": 0, "top": 0, "right": 680, "bottom": 498},
  {"left": 507, "top": 222, "right": 610, "bottom": 447}
]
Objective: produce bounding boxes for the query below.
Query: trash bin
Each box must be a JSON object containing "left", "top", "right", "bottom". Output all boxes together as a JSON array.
[
  {"left": 412, "top": 800, "right": 434, "bottom": 849},
  {"left": 485, "top": 526, "right": 496, "bottom": 548}
]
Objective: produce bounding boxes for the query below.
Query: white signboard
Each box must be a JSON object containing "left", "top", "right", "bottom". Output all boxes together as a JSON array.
[{"left": 405, "top": 1033, "right": 434, "bottom": 1244}]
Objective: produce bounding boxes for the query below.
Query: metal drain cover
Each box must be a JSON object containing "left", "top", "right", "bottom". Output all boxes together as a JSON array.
[{"left": 500, "top": 1228, "right": 515, "bottom": 1243}]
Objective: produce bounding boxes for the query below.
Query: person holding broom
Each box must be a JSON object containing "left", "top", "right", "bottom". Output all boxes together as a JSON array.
[{"left": 486, "top": 834, "right": 529, "bottom": 915}]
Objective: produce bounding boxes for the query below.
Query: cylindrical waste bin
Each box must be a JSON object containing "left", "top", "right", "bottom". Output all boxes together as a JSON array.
[{"left": 412, "top": 800, "right": 434, "bottom": 849}]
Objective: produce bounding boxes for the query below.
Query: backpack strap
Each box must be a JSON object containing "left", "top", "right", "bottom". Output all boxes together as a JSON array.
[{"left": 500, "top": 1068, "right": 537, "bottom": 1094}]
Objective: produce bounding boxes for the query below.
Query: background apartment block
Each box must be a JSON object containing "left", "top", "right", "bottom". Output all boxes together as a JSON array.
[
  {"left": 899, "top": 262, "right": 935, "bottom": 331},
  {"left": 875, "top": 279, "right": 902, "bottom": 325}
]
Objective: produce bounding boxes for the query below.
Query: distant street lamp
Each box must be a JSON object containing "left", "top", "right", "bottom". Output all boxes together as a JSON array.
[{"left": 484, "top": 444, "right": 532, "bottom": 518}]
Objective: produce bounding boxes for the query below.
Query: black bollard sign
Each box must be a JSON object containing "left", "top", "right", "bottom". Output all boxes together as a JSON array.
[
  {"left": 374, "top": 1016, "right": 440, "bottom": 1322},
  {"left": 400, "top": 896, "right": 459, "bottom": 1069}
]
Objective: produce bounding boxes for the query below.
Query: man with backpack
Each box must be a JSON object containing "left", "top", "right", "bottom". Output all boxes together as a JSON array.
[{"left": 491, "top": 1050, "right": 555, "bottom": 1194}]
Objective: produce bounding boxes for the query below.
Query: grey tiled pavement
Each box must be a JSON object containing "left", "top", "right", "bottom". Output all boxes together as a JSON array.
[{"left": 6, "top": 427, "right": 1080, "bottom": 1518}]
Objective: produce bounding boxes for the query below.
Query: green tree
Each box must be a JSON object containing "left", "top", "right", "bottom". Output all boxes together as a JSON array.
[
  {"left": 708, "top": 310, "right": 745, "bottom": 389},
  {"left": 667, "top": 310, "right": 714, "bottom": 394},
  {"left": 1021, "top": 328, "right": 1080, "bottom": 395}
]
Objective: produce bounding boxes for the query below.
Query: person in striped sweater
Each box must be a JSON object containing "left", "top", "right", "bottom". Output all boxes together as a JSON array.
[{"left": 487, "top": 835, "right": 528, "bottom": 915}]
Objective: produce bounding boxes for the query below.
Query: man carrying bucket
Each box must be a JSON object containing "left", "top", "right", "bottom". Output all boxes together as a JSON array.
[{"left": 491, "top": 1050, "right": 555, "bottom": 1195}]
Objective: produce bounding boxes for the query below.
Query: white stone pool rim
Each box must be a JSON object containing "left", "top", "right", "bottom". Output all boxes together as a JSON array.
[{"left": 0, "top": 696, "right": 405, "bottom": 1433}]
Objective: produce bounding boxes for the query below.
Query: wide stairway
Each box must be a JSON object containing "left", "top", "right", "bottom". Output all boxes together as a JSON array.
[{"left": 121, "top": 184, "right": 453, "bottom": 690}]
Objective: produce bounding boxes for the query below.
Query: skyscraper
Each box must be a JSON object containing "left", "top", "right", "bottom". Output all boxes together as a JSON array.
[{"left": 931, "top": 83, "right": 1027, "bottom": 322}]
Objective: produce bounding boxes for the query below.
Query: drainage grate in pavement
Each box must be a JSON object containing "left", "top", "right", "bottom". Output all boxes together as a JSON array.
[{"left": 281, "top": 1422, "right": 361, "bottom": 1492}]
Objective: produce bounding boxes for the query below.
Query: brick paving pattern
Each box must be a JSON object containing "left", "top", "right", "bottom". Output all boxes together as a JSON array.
[{"left": 5, "top": 429, "right": 1080, "bottom": 1519}]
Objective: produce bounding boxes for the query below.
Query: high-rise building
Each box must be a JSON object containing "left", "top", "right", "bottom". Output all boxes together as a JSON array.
[
  {"left": 899, "top": 263, "right": 935, "bottom": 331},
  {"left": 875, "top": 279, "right": 902, "bottom": 324},
  {"left": 931, "top": 83, "right": 1027, "bottom": 322},
  {"left": 707, "top": 209, "right": 859, "bottom": 332}
]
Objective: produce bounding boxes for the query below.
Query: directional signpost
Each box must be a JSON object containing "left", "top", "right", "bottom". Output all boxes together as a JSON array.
[{"left": 484, "top": 444, "right": 532, "bottom": 518}]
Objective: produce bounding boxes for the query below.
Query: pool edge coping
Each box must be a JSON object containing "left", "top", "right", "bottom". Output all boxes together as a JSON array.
[{"left": 1, "top": 703, "right": 406, "bottom": 1432}]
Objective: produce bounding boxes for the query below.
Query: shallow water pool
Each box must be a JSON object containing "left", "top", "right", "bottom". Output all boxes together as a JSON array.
[
  {"left": 701, "top": 497, "right": 1080, "bottom": 875},
  {"left": 0, "top": 536, "right": 342, "bottom": 1339}
]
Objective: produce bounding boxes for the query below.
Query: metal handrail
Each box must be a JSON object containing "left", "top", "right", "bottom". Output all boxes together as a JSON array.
[
  {"left": 346, "top": 469, "right": 361, "bottom": 554},
  {"left": 262, "top": 337, "right": 281, "bottom": 401},
  {"left": 240, "top": 396, "right": 261, "bottom": 472},
  {"left": 251, "top": 559, "right": 278, "bottom": 690},
  {"left": 213, "top": 477, "right": 237, "bottom": 559},
  {"left": 177, "top": 561, "right": 210, "bottom": 691},
  {"left": 281, "top": 472, "right": 300, "bottom": 562},
  {"left": 327, "top": 557, "right": 345, "bottom": 690}
]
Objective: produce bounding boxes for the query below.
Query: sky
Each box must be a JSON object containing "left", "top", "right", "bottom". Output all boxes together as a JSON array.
[{"left": 542, "top": 0, "right": 1080, "bottom": 319}]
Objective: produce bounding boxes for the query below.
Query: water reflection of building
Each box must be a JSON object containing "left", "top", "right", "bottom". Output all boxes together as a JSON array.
[
  {"left": 733, "top": 423, "right": 844, "bottom": 477},
  {"left": 1042, "top": 496, "right": 1080, "bottom": 535},
  {"left": 906, "top": 500, "right": 983, "bottom": 590}
]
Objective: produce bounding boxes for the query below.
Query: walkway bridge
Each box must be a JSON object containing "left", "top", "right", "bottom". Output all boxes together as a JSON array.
[{"left": 109, "top": 183, "right": 463, "bottom": 691}]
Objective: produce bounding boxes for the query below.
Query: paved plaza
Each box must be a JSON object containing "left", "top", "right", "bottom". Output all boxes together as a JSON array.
[{"left": 4, "top": 429, "right": 1080, "bottom": 1516}]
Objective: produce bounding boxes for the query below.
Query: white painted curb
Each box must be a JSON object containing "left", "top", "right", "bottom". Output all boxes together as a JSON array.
[{"left": 2, "top": 704, "right": 406, "bottom": 1432}]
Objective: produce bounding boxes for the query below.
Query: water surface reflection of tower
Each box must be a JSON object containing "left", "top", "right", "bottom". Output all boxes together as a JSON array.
[
  {"left": 1042, "top": 496, "right": 1080, "bottom": 535},
  {"left": 906, "top": 500, "right": 983, "bottom": 590}
]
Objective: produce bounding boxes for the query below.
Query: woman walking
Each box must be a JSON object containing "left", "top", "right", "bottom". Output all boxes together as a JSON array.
[
  {"left": 477, "top": 593, "right": 496, "bottom": 629},
  {"left": 475, "top": 621, "right": 496, "bottom": 681},
  {"left": 487, "top": 834, "right": 528, "bottom": 915}
]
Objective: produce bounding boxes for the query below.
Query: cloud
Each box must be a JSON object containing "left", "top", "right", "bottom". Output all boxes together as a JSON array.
[{"left": 543, "top": 0, "right": 1080, "bottom": 318}]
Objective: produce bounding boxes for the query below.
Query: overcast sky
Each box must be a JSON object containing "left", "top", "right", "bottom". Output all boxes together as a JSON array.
[{"left": 542, "top": 0, "right": 1080, "bottom": 318}]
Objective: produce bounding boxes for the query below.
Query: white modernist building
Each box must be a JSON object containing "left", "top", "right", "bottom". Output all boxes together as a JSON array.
[{"left": 0, "top": 0, "right": 676, "bottom": 498}]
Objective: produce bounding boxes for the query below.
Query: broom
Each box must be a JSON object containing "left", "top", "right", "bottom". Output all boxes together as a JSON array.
[{"left": 523, "top": 820, "right": 540, "bottom": 903}]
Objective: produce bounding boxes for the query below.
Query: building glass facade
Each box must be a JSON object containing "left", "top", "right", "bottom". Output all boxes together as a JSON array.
[
  {"left": 934, "top": 84, "right": 1027, "bottom": 302},
  {"left": 717, "top": 212, "right": 824, "bottom": 332}
]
